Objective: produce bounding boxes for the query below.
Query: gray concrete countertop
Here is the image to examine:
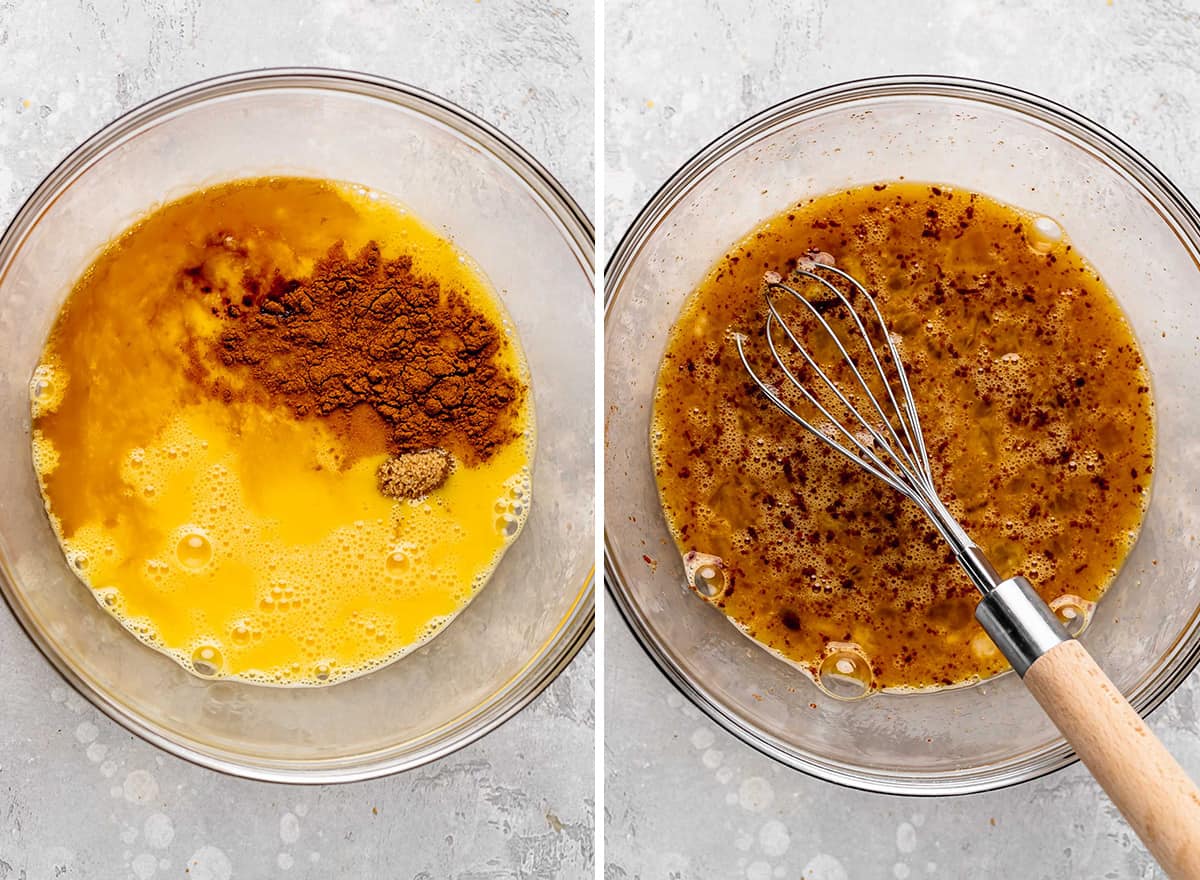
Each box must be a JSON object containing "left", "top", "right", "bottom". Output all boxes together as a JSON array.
[
  {"left": 0, "top": 2, "right": 594, "bottom": 878},
  {"left": 604, "top": 1, "right": 1200, "bottom": 878}
]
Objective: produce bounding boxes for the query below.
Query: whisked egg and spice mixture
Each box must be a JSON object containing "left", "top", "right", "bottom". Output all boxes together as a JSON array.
[
  {"left": 31, "top": 177, "right": 533, "bottom": 686},
  {"left": 652, "top": 182, "right": 1154, "bottom": 694}
]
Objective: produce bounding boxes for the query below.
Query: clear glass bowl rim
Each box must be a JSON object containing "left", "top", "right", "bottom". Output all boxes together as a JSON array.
[
  {"left": 603, "top": 74, "right": 1200, "bottom": 796},
  {"left": 0, "top": 67, "right": 595, "bottom": 784}
]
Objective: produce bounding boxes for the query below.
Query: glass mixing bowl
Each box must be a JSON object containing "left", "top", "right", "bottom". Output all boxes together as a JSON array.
[
  {"left": 605, "top": 76, "right": 1200, "bottom": 795},
  {"left": 0, "top": 69, "right": 594, "bottom": 782}
]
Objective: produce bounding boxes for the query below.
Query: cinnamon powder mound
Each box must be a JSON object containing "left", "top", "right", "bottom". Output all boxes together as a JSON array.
[{"left": 186, "top": 240, "right": 524, "bottom": 467}]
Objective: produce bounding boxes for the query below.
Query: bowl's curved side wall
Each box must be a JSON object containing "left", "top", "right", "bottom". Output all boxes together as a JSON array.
[
  {"left": 604, "top": 76, "right": 1200, "bottom": 794},
  {"left": 0, "top": 70, "right": 595, "bottom": 782}
]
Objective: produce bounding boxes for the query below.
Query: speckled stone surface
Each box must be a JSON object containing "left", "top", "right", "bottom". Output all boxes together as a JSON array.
[
  {"left": 0, "top": 2, "right": 594, "bottom": 878},
  {"left": 605, "top": 2, "right": 1200, "bottom": 878}
]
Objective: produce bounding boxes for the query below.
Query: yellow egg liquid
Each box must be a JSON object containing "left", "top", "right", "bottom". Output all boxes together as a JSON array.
[{"left": 31, "top": 178, "right": 533, "bottom": 686}]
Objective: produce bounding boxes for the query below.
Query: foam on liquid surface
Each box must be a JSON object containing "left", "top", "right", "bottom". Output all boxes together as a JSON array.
[{"left": 652, "top": 183, "right": 1154, "bottom": 693}]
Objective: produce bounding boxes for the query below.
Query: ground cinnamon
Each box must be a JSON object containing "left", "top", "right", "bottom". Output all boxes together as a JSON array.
[{"left": 182, "top": 238, "right": 523, "bottom": 469}]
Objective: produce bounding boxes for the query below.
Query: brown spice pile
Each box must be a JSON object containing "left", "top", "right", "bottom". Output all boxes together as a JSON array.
[{"left": 183, "top": 239, "right": 524, "bottom": 469}]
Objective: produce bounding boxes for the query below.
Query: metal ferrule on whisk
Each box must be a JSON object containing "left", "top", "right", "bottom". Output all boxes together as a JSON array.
[{"left": 735, "top": 262, "right": 1067, "bottom": 676}]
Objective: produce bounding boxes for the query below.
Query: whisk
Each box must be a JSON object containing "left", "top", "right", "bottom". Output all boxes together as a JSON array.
[{"left": 735, "top": 259, "right": 1200, "bottom": 879}]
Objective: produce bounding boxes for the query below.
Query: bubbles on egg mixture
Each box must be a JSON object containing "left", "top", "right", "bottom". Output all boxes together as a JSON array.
[
  {"left": 385, "top": 547, "right": 410, "bottom": 576},
  {"left": 1028, "top": 216, "right": 1063, "bottom": 254},
  {"left": 492, "top": 469, "right": 533, "bottom": 539},
  {"left": 95, "top": 587, "right": 120, "bottom": 609},
  {"left": 30, "top": 429, "right": 60, "bottom": 476},
  {"left": 176, "top": 530, "right": 212, "bottom": 569},
  {"left": 816, "top": 643, "right": 875, "bottom": 700},
  {"left": 230, "top": 621, "right": 253, "bottom": 645},
  {"left": 45, "top": 435, "right": 537, "bottom": 687},
  {"left": 1050, "top": 594, "right": 1095, "bottom": 637},
  {"left": 190, "top": 644, "right": 224, "bottom": 677},
  {"left": 29, "top": 361, "right": 66, "bottom": 418},
  {"left": 683, "top": 551, "right": 728, "bottom": 599}
]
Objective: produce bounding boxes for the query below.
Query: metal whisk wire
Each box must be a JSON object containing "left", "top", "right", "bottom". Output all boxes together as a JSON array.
[
  {"left": 724, "top": 253, "right": 1200, "bottom": 866},
  {"left": 732, "top": 262, "right": 991, "bottom": 592}
]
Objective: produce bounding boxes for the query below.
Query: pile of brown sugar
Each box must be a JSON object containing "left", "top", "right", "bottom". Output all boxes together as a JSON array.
[
  {"left": 182, "top": 239, "right": 524, "bottom": 489},
  {"left": 377, "top": 449, "right": 453, "bottom": 500}
]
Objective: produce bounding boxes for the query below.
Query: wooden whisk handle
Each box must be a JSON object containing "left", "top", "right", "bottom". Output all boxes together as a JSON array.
[
  {"left": 977, "top": 576, "right": 1200, "bottom": 876},
  {"left": 1024, "top": 639, "right": 1200, "bottom": 878}
]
